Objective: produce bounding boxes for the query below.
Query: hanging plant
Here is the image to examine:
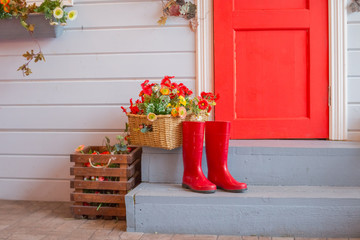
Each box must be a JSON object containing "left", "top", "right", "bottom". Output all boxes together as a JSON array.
[
  {"left": 158, "top": 0, "right": 197, "bottom": 32},
  {"left": 0, "top": 0, "right": 78, "bottom": 76},
  {"left": 350, "top": 0, "right": 360, "bottom": 12}
]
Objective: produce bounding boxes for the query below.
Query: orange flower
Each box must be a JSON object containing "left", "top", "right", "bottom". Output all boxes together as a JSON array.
[
  {"left": 160, "top": 87, "right": 170, "bottom": 95},
  {"left": 3, "top": 4, "right": 10, "bottom": 13},
  {"left": 0, "top": 0, "right": 10, "bottom": 5},
  {"left": 178, "top": 106, "right": 187, "bottom": 119},
  {"left": 75, "top": 145, "right": 85, "bottom": 152},
  {"left": 171, "top": 108, "right": 178, "bottom": 117}
]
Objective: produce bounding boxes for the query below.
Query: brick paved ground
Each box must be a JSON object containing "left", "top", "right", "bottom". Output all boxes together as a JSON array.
[{"left": 0, "top": 200, "right": 358, "bottom": 240}]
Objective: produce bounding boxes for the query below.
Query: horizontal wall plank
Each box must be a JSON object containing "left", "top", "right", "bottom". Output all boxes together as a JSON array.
[
  {"left": 0, "top": 79, "right": 194, "bottom": 105},
  {"left": 348, "top": 11, "right": 360, "bottom": 23},
  {"left": 347, "top": 51, "right": 360, "bottom": 76},
  {"left": 348, "top": 24, "right": 360, "bottom": 49},
  {"left": 0, "top": 53, "right": 195, "bottom": 80},
  {"left": 0, "top": 132, "right": 124, "bottom": 155},
  {"left": 348, "top": 78, "right": 360, "bottom": 103},
  {"left": 0, "top": 155, "right": 71, "bottom": 179},
  {"left": 0, "top": 179, "right": 70, "bottom": 201},
  {"left": 0, "top": 106, "right": 127, "bottom": 130},
  {"left": 0, "top": 27, "right": 195, "bottom": 56},
  {"left": 348, "top": 132, "right": 360, "bottom": 141},
  {"left": 348, "top": 105, "right": 360, "bottom": 130},
  {"left": 65, "top": 1, "right": 188, "bottom": 29}
]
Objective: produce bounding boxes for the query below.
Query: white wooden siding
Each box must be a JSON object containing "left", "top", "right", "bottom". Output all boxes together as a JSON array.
[
  {"left": 0, "top": 0, "right": 195, "bottom": 201},
  {"left": 348, "top": 11, "right": 360, "bottom": 141}
]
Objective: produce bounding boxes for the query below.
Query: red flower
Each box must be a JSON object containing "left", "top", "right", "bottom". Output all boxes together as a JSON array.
[
  {"left": 207, "top": 105, "right": 212, "bottom": 113},
  {"left": 124, "top": 135, "right": 130, "bottom": 141},
  {"left": 101, "top": 151, "right": 110, "bottom": 154},
  {"left": 141, "top": 80, "right": 152, "bottom": 95},
  {"left": 129, "top": 98, "right": 140, "bottom": 114},
  {"left": 98, "top": 176, "right": 105, "bottom": 181},
  {"left": 121, "top": 106, "right": 127, "bottom": 114},
  {"left": 85, "top": 162, "right": 91, "bottom": 167},
  {"left": 169, "top": 4, "right": 180, "bottom": 16},
  {"left": 198, "top": 99, "right": 208, "bottom": 110},
  {"left": 171, "top": 82, "right": 178, "bottom": 89},
  {"left": 161, "top": 76, "right": 172, "bottom": 87},
  {"left": 91, "top": 152, "right": 98, "bottom": 155}
]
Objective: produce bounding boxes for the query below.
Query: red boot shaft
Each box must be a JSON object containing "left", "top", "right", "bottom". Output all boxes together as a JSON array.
[
  {"left": 182, "top": 121, "right": 216, "bottom": 193},
  {"left": 205, "top": 121, "right": 247, "bottom": 193}
]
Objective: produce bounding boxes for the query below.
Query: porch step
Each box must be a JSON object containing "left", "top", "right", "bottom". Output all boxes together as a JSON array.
[
  {"left": 141, "top": 140, "right": 360, "bottom": 186},
  {"left": 125, "top": 183, "right": 360, "bottom": 237}
]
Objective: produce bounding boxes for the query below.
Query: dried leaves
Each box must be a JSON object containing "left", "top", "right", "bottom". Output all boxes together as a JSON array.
[
  {"left": 17, "top": 50, "right": 45, "bottom": 76},
  {"left": 350, "top": 0, "right": 360, "bottom": 12},
  {"left": 158, "top": 0, "right": 198, "bottom": 31}
]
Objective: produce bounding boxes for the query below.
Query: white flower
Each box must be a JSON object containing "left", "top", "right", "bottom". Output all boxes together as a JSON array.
[
  {"left": 53, "top": 7, "right": 64, "bottom": 19},
  {"left": 50, "top": 21, "right": 59, "bottom": 25},
  {"left": 67, "top": 10, "right": 78, "bottom": 21},
  {"left": 60, "top": 23, "right": 67, "bottom": 26}
]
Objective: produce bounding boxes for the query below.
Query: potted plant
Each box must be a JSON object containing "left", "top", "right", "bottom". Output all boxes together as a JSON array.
[
  {"left": 70, "top": 135, "right": 141, "bottom": 219},
  {"left": 0, "top": 0, "right": 78, "bottom": 76},
  {"left": 121, "top": 76, "right": 219, "bottom": 150}
]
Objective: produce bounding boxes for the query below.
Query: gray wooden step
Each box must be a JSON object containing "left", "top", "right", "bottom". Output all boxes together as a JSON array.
[
  {"left": 141, "top": 140, "right": 360, "bottom": 186},
  {"left": 125, "top": 183, "right": 360, "bottom": 237}
]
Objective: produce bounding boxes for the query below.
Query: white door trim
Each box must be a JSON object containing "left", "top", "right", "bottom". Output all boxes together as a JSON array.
[{"left": 196, "top": 0, "right": 348, "bottom": 140}]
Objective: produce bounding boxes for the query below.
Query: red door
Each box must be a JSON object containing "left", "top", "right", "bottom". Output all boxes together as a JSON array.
[{"left": 214, "top": 0, "right": 329, "bottom": 139}]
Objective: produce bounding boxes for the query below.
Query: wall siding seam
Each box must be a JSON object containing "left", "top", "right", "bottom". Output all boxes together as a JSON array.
[
  {"left": 64, "top": 25, "right": 190, "bottom": 31},
  {"left": 0, "top": 129, "right": 124, "bottom": 132},
  {"left": 0, "top": 177, "right": 71, "bottom": 181},
  {"left": 0, "top": 51, "right": 196, "bottom": 58}
]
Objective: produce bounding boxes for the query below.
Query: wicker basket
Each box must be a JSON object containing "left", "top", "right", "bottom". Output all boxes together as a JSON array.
[{"left": 127, "top": 114, "right": 185, "bottom": 150}]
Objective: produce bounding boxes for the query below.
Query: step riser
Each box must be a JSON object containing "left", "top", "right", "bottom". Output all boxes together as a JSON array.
[
  {"left": 142, "top": 147, "right": 360, "bottom": 186},
  {"left": 126, "top": 184, "right": 360, "bottom": 238},
  {"left": 130, "top": 203, "right": 360, "bottom": 237}
]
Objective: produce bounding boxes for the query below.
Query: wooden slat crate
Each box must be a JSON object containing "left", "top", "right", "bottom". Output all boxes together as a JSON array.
[{"left": 70, "top": 146, "right": 142, "bottom": 219}]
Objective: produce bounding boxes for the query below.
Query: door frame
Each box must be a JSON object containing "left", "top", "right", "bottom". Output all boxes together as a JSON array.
[{"left": 195, "top": 0, "right": 348, "bottom": 140}]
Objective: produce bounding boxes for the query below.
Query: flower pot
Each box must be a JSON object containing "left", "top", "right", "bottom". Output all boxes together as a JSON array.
[
  {"left": 0, "top": 13, "right": 63, "bottom": 41},
  {"left": 70, "top": 146, "right": 142, "bottom": 219},
  {"left": 127, "top": 114, "right": 185, "bottom": 150}
]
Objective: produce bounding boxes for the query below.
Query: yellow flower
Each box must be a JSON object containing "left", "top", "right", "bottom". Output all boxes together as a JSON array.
[
  {"left": 171, "top": 108, "right": 178, "bottom": 117},
  {"left": 67, "top": 10, "right": 78, "bottom": 21},
  {"left": 179, "top": 96, "right": 186, "bottom": 106},
  {"left": 178, "top": 106, "right": 187, "bottom": 119},
  {"left": 167, "top": 103, "right": 172, "bottom": 108},
  {"left": 53, "top": 7, "right": 64, "bottom": 19},
  {"left": 160, "top": 87, "right": 170, "bottom": 95},
  {"left": 147, "top": 113, "right": 157, "bottom": 122}
]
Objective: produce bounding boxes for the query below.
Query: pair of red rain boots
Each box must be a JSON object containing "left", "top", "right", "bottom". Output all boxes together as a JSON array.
[{"left": 182, "top": 121, "right": 247, "bottom": 193}]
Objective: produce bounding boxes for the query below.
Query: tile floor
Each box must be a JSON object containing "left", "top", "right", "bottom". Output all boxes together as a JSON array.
[{"left": 0, "top": 200, "right": 358, "bottom": 240}]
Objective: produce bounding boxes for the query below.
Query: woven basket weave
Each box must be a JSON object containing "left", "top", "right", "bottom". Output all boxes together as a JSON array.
[{"left": 127, "top": 114, "right": 185, "bottom": 150}]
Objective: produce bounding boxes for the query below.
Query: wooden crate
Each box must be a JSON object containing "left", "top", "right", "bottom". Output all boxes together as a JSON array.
[{"left": 70, "top": 146, "right": 142, "bottom": 219}]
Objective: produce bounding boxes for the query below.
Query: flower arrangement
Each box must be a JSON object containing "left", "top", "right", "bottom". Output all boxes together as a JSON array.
[
  {"left": 0, "top": 0, "right": 78, "bottom": 76},
  {"left": 121, "top": 75, "right": 219, "bottom": 121},
  {"left": 158, "top": 0, "right": 197, "bottom": 31}
]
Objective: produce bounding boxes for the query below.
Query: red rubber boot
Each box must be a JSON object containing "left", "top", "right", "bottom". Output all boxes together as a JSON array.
[
  {"left": 182, "top": 121, "right": 216, "bottom": 193},
  {"left": 205, "top": 121, "right": 247, "bottom": 193}
]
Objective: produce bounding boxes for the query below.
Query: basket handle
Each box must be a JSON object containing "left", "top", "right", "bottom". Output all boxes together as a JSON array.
[{"left": 88, "top": 157, "right": 115, "bottom": 168}]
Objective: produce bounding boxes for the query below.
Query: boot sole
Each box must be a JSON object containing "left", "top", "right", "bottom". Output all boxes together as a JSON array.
[
  {"left": 217, "top": 186, "right": 248, "bottom": 193},
  {"left": 182, "top": 184, "right": 216, "bottom": 194}
]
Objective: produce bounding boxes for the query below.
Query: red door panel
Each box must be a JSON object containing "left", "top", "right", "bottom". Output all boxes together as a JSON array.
[{"left": 214, "top": 0, "right": 328, "bottom": 139}]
